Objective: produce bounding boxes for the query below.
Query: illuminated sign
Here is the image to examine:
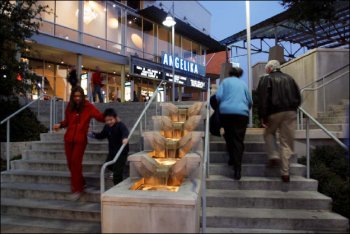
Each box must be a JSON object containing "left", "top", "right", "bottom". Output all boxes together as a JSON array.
[
  {"left": 134, "top": 65, "right": 162, "bottom": 79},
  {"left": 189, "top": 79, "right": 206, "bottom": 89},
  {"left": 162, "top": 53, "right": 206, "bottom": 76}
]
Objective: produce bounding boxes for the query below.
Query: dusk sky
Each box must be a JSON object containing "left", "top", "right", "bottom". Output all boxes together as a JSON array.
[{"left": 199, "top": 1, "right": 287, "bottom": 84}]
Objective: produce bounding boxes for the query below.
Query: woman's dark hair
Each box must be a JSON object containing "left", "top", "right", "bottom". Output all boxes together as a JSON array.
[
  {"left": 69, "top": 86, "right": 86, "bottom": 113},
  {"left": 104, "top": 108, "right": 117, "bottom": 118},
  {"left": 229, "top": 67, "right": 243, "bottom": 78}
]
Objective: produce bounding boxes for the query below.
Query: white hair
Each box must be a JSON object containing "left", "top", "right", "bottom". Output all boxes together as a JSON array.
[{"left": 265, "top": 60, "right": 281, "bottom": 73}]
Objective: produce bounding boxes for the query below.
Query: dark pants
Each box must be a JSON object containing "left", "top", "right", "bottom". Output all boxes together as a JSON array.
[
  {"left": 93, "top": 84, "right": 104, "bottom": 103},
  {"left": 220, "top": 114, "right": 249, "bottom": 171},
  {"left": 106, "top": 150, "right": 128, "bottom": 185}
]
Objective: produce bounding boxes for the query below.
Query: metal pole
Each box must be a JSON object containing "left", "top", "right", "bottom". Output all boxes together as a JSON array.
[
  {"left": 62, "top": 101, "right": 65, "bottom": 121},
  {"left": 49, "top": 98, "right": 53, "bottom": 132},
  {"left": 6, "top": 120, "right": 10, "bottom": 171},
  {"left": 297, "top": 109, "right": 300, "bottom": 130},
  {"left": 306, "top": 117, "right": 310, "bottom": 179},
  {"left": 171, "top": 25, "right": 175, "bottom": 102},
  {"left": 245, "top": 1, "right": 253, "bottom": 127}
]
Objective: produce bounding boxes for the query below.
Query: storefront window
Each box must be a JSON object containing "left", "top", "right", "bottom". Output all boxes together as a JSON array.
[
  {"left": 126, "top": 13, "right": 143, "bottom": 57},
  {"left": 37, "top": 1, "right": 55, "bottom": 35},
  {"left": 175, "top": 34, "right": 181, "bottom": 57},
  {"left": 158, "top": 26, "right": 170, "bottom": 58},
  {"left": 55, "top": 1, "right": 78, "bottom": 29},
  {"left": 182, "top": 37, "right": 192, "bottom": 61},
  {"left": 143, "top": 19, "right": 155, "bottom": 61},
  {"left": 106, "top": 2, "right": 122, "bottom": 45},
  {"left": 83, "top": 1, "right": 106, "bottom": 39},
  {"left": 192, "top": 41, "right": 201, "bottom": 64}
]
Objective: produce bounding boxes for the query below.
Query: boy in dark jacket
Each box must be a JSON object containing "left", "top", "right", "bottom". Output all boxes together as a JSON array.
[{"left": 90, "top": 108, "right": 129, "bottom": 185}]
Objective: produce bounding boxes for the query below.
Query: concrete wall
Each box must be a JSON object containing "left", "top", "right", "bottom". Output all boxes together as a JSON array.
[
  {"left": 281, "top": 48, "right": 349, "bottom": 117},
  {"left": 144, "top": 1, "right": 211, "bottom": 35},
  {"left": 252, "top": 62, "right": 267, "bottom": 90}
]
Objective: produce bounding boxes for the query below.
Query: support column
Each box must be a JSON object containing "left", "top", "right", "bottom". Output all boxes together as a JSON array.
[
  {"left": 53, "top": 64, "right": 57, "bottom": 97},
  {"left": 120, "top": 65, "right": 125, "bottom": 102},
  {"left": 78, "top": 0, "right": 84, "bottom": 43},
  {"left": 178, "top": 86, "right": 182, "bottom": 101},
  {"left": 76, "top": 54, "right": 82, "bottom": 85}
]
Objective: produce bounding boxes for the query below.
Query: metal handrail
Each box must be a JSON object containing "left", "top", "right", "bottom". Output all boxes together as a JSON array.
[
  {"left": 298, "top": 69, "right": 349, "bottom": 130},
  {"left": 201, "top": 78, "right": 211, "bottom": 234},
  {"left": 0, "top": 93, "right": 51, "bottom": 171},
  {"left": 300, "top": 64, "right": 349, "bottom": 91},
  {"left": 299, "top": 107, "right": 349, "bottom": 179},
  {"left": 100, "top": 80, "right": 165, "bottom": 193}
]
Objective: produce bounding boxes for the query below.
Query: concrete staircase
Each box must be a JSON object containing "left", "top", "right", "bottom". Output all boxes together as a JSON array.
[
  {"left": 205, "top": 131, "right": 349, "bottom": 233},
  {"left": 313, "top": 99, "right": 349, "bottom": 133},
  {"left": 1, "top": 132, "right": 139, "bottom": 233}
]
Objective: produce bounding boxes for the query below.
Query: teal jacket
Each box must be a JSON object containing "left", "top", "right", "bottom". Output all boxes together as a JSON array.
[{"left": 216, "top": 77, "right": 253, "bottom": 116}]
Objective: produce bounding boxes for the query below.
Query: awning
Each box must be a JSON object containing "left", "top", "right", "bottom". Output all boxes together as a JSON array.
[{"left": 138, "top": 6, "right": 226, "bottom": 53}]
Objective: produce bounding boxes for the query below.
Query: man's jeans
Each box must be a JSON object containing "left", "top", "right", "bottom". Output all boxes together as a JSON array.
[
  {"left": 264, "top": 111, "right": 297, "bottom": 176},
  {"left": 93, "top": 84, "right": 104, "bottom": 103}
]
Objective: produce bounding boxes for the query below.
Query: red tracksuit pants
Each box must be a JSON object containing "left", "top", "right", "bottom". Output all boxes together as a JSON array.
[{"left": 64, "top": 141, "right": 87, "bottom": 193}]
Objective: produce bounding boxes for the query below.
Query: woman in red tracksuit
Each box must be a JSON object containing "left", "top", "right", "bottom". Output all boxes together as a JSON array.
[{"left": 53, "top": 86, "right": 104, "bottom": 199}]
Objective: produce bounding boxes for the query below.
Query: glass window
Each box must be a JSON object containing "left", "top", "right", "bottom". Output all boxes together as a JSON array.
[
  {"left": 182, "top": 37, "right": 192, "bottom": 61},
  {"left": 83, "top": 1, "right": 106, "bottom": 39},
  {"left": 55, "top": 1, "right": 79, "bottom": 29},
  {"left": 192, "top": 41, "right": 200, "bottom": 64},
  {"left": 158, "top": 26, "right": 170, "bottom": 57},
  {"left": 37, "top": 1, "right": 55, "bottom": 22},
  {"left": 126, "top": 13, "right": 143, "bottom": 57},
  {"left": 106, "top": 2, "right": 122, "bottom": 43},
  {"left": 143, "top": 19, "right": 155, "bottom": 61},
  {"left": 175, "top": 34, "right": 181, "bottom": 57}
]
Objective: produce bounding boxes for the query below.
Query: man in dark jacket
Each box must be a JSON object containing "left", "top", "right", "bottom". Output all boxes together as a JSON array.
[{"left": 257, "top": 60, "right": 301, "bottom": 183}]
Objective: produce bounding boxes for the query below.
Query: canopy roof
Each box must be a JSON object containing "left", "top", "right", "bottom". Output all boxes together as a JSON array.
[{"left": 221, "top": 1, "right": 350, "bottom": 50}]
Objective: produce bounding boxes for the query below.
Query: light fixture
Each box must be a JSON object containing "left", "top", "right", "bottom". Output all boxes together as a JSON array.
[
  {"left": 113, "top": 4, "right": 116, "bottom": 8},
  {"left": 131, "top": 33, "right": 143, "bottom": 49},
  {"left": 113, "top": 71, "right": 116, "bottom": 74},
  {"left": 108, "top": 18, "right": 119, "bottom": 29},
  {"left": 65, "top": 35, "right": 69, "bottom": 40},
  {"left": 81, "top": 65, "right": 84, "bottom": 68},
  {"left": 97, "top": 45, "right": 101, "bottom": 48},
  {"left": 48, "top": 65, "right": 51, "bottom": 68},
  {"left": 60, "top": 60, "right": 64, "bottom": 64},
  {"left": 76, "top": 1, "right": 98, "bottom": 25},
  {"left": 104, "top": 8, "right": 107, "bottom": 12},
  {"left": 3, "top": 75, "right": 7, "bottom": 78},
  {"left": 128, "top": 20, "right": 132, "bottom": 24},
  {"left": 162, "top": 14, "right": 176, "bottom": 27}
]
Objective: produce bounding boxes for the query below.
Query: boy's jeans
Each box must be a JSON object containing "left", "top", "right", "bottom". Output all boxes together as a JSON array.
[{"left": 93, "top": 84, "right": 104, "bottom": 103}]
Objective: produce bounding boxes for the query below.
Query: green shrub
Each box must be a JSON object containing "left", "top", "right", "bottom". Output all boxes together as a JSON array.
[
  {"left": 0, "top": 97, "right": 47, "bottom": 142},
  {"left": 299, "top": 145, "right": 349, "bottom": 219}
]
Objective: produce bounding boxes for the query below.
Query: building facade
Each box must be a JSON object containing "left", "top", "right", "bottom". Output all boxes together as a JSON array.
[{"left": 24, "top": 0, "right": 223, "bottom": 102}]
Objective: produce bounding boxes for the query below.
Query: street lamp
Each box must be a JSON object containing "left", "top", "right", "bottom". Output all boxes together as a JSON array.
[{"left": 162, "top": 3, "right": 176, "bottom": 102}]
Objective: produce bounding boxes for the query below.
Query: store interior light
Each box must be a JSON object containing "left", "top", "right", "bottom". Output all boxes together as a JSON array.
[
  {"left": 162, "top": 14, "right": 176, "bottom": 27},
  {"left": 113, "top": 4, "right": 116, "bottom": 8},
  {"left": 97, "top": 45, "right": 101, "bottom": 48},
  {"left": 76, "top": 1, "right": 98, "bottom": 25},
  {"left": 128, "top": 20, "right": 132, "bottom": 24},
  {"left": 108, "top": 18, "right": 119, "bottom": 29},
  {"left": 131, "top": 33, "right": 143, "bottom": 49}
]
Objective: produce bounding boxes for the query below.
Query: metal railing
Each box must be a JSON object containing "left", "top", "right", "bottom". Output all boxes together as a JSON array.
[
  {"left": 298, "top": 64, "right": 349, "bottom": 130},
  {"left": 0, "top": 94, "right": 56, "bottom": 171},
  {"left": 299, "top": 107, "right": 349, "bottom": 179},
  {"left": 201, "top": 78, "right": 211, "bottom": 233},
  {"left": 100, "top": 80, "right": 165, "bottom": 193}
]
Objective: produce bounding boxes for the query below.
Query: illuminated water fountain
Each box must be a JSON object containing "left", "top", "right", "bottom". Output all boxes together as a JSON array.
[{"left": 101, "top": 102, "right": 205, "bottom": 233}]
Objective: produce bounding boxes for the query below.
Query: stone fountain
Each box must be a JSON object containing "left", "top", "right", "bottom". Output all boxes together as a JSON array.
[{"left": 101, "top": 102, "right": 204, "bottom": 233}]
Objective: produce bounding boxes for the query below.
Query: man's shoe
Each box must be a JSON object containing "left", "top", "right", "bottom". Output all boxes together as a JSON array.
[
  {"left": 268, "top": 159, "right": 280, "bottom": 168},
  {"left": 281, "top": 175, "right": 290, "bottom": 183},
  {"left": 233, "top": 167, "right": 241, "bottom": 180}
]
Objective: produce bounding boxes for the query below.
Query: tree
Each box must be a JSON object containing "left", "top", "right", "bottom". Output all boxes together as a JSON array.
[{"left": 0, "top": 0, "right": 51, "bottom": 97}]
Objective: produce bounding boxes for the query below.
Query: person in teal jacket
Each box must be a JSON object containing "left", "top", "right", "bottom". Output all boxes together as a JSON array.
[{"left": 216, "top": 67, "right": 253, "bottom": 180}]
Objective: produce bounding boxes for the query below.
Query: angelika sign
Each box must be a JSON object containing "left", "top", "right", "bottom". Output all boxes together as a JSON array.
[{"left": 162, "top": 53, "right": 206, "bottom": 77}]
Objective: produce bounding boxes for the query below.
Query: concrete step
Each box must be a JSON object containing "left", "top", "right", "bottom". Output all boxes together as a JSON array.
[
  {"left": 40, "top": 132, "right": 141, "bottom": 142},
  {"left": 11, "top": 159, "right": 103, "bottom": 173},
  {"left": 309, "top": 124, "right": 347, "bottom": 132},
  {"left": 328, "top": 104, "right": 348, "bottom": 112},
  {"left": 206, "top": 189, "right": 331, "bottom": 210},
  {"left": 30, "top": 141, "right": 140, "bottom": 152},
  {"left": 23, "top": 149, "right": 136, "bottom": 161},
  {"left": 205, "top": 227, "right": 347, "bottom": 233},
  {"left": 210, "top": 142, "right": 266, "bottom": 152},
  {"left": 209, "top": 152, "right": 298, "bottom": 164},
  {"left": 1, "top": 198, "right": 100, "bottom": 222},
  {"left": 1, "top": 182, "right": 100, "bottom": 203},
  {"left": 209, "top": 163, "right": 306, "bottom": 177},
  {"left": 316, "top": 116, "right": 349, "bottom": 124},
  {"left": 206, "top": 175, "right": 318, "bottom": 191},
  {"left": 1, "top": 214, "right": 100, "bottom": 233},
  {"left": 210, "top": 134, "right": 264, "bottom": 142},
  {"left": 340, "top": 99, "right": 349, "bottom": 106},
  {"left": 1, "top": 170, "right": 106, "bottom": 187},
  {"left": 206, "top": 207, "right": 349, "bottom": 231},
  {"left": 317, "top": 111, "right": 348, "bottom": 118}
]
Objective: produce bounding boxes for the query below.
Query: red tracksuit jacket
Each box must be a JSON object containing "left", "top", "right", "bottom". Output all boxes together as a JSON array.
[{"left": 60, "top": 101, "right": 104, "bottom": 143}]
